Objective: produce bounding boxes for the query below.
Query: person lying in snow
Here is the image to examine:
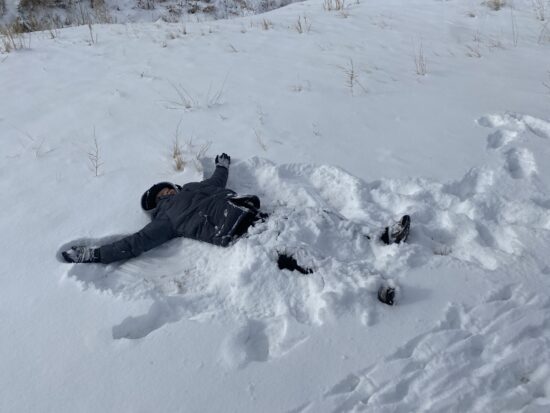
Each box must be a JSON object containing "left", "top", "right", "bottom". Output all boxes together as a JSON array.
[{"left": 61, "top": 153, "right": 410, "bottom": 305}]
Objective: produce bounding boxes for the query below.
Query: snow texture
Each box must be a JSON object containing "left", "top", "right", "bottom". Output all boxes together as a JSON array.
[
  {"left": 61, "top": 128, "right": 550, "bottom": 340},
  {"left": 309, "top": 285, "right": 550, "bottom": 412},
  {"left": 1, "top": 0, "right": 550, "bottom": 411}
]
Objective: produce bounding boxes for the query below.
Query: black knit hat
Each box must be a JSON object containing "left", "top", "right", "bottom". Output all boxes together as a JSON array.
[{"left": 141, "top": 182, "right": 180, "bottom": 211}]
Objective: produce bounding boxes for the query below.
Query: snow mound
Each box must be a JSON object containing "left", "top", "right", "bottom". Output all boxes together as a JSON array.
[{"left": 63, "top": 113, "right": 550, "bottom": 345}]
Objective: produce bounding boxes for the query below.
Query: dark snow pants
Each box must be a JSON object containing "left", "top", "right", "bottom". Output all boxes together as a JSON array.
[{"left": 99, "top": 218, "right": 176, "bottom": 264}]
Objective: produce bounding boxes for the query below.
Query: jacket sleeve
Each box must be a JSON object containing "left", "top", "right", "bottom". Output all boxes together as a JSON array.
[
  {"left": 98, "top": 218, "right": 176, "bottom": 264},
  {"left": 199, "top": 166, "right": 228, "bottom": 188}
]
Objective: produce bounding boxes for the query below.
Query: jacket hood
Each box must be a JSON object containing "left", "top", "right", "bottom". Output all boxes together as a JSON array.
[{"left": 140, "top": 182, "right": 181, "bottom": 211}]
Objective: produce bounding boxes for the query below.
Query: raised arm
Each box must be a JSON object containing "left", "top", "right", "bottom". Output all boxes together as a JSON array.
[{"left": 200, "top": 153, "right": 230, "bottom": 188}]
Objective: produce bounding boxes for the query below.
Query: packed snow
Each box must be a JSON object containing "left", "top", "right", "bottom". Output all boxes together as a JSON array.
[{"left": 1, "top": 0, "right": 550, "bottom": 411}]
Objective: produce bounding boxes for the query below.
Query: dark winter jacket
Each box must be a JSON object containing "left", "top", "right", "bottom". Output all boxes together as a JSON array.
[{"left": 99, "top": 166, "right": 255, "bottom": 264}]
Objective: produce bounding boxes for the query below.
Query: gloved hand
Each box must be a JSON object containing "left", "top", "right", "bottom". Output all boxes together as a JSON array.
[
  {"left": 215, "top": 153, "right": 231, "bottom": 169},
  {"left": 62, "top": 246, "right": 101, "bottom": 263}
]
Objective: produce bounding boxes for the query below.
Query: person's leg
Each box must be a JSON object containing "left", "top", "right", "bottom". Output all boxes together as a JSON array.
[
  {"left": 230, "top": 197, "right": 269, "bottom": 239},
  {"left": 230, "top": 195, "right": 261, "bottom": 210}
]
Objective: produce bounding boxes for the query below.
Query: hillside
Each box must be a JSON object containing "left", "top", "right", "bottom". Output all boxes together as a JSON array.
[{"left": 1, "top": 0, "right": 550, "bottom": 411}]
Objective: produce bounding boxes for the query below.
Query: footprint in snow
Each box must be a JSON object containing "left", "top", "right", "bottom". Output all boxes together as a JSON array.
[
  {"left": 477, "top": 112, "right": 543, "bottom": 179},
  {"left": 505, "top": 147, "right": 538, "bottom": 179},
  {"left": 219, "top": 317, "right": 309, "bottom": 369},
  {"left": 486, "top": 129, "right": 518, "bottom": 149},
  {"left": 303, "top": 283, "right": 550, "bottom": 412},
  {"left": 477, "top": 112, "right": 550, "bottom": 138},
  {"left": 478, "top": 112, "right": 550, "bottom": 147}
]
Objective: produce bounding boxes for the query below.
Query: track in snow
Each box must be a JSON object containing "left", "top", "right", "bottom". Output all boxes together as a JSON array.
[{"left": 301, "top": 283, "right": 550, "bottom": 412}]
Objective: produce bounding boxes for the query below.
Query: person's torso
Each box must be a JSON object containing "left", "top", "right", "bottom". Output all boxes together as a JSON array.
[{"left": 153, "top": 182, "right": 242, "bottom": 244}]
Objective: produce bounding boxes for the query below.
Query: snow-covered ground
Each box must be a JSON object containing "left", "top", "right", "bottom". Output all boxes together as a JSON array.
[{"left": 1, "top": 0, "right": 550, "bottom": 411}]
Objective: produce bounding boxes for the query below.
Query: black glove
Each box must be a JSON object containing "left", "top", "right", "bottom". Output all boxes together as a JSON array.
[
  {"left": 62, "top": 246, "right": 101, "bottom": 263},
  {"left": 215, "top": 153, "right": 230, "bottom": 169},
  {"left": 277, "top": 253, "right": 313, "bottom": 274}
]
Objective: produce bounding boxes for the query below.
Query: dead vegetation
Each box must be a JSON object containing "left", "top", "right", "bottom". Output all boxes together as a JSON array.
[
  {"left": 485, "top": 0, "right": 506, "bottom": 11},
  {"left": 532, "top": 0, "right": 547, "bottom": 21},
  {"left": 170, "top": 121, "right": 212, "bottom": 172},
  {"left": 323, "top": 0, "right": 345, "bottom": 11},
  {"left": 2, "top": 0, "right": 112, "bottom": 34},
  {"left": 261, "top": 18, "right": 273, "bottom": 30},
  {"left": 338, "top": 58, "right": 368, "bottom": 95},
  {"left": 294, "top": 15, "right": 312, "bottom": 33},
  {"left": 414, "top": 41, "right": 427, "bottom": 76},
  {"left": 0, "top": 25, "right": 31, "bottom": 52},
  {"left": 172, "top": 138, "right": 186, "bottom": 172},
  {"left": 88, "top": 131, "right": 102, "bottom": 177}
]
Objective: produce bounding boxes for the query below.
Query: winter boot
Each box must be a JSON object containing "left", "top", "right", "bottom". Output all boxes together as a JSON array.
[
  {"left": 62, "top": 246, "right": 101, "bottom": 263},
  {"left": 381, "top": 215, "right": 410, "bottom": 245},
  {"left": 378, "top": 285, "right": 396, "bottom": 306}
]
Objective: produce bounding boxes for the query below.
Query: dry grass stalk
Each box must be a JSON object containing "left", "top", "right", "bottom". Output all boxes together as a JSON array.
[
  {"left": 538, "top": 21, "right": 549, "bottom": 43},
  {"left": 92, "top": 2, "right": 114, "bottom": 24},
  {"left": 167, "top": 82, "right": 196, "bottom": 110},
  {"left": 195, "top": 141, "right": 211, "bottom": 160},
  {"left": 465, "top": 44, "right": 482, "bottom": 58},
  {"left": 532, "top": 0, "right": 547, "bottom": 21},
  {"left": 88, "top": 134, "right": 102, "bottom": 177},
  {"left": 0, "top": 25, "right": 30, "bottom": 52},
  {"left": 206, "top": 74, "right": 228, "bottom": 108},
  {"left": 486, "top": 0, "right": 505, "bottom": 11},
  {"left": 173, "top": 144, "right": 185, "bottom": 170},
  {"left": 294, "top": 15, "right": 311, "bottom": 33},
  {"left": 0, "top": 28, "right": 15, "bottom": 52},
  {"left": 87, "top": 21, "right": 96, "bottom": 44},
  {"left": 254, "top": 129, "right": 268, "bottom": 151},
  {"left": 511, "top": 7, "right": 518, "bottom": 46},
  {"left": 414, "top": 42, "right": 427, "bottom": 75},
  {"left": 192, "top": 140, "right": 211, "bottom": 172},
  {"left": 338, "top": 58, "right": 367, "bottom": 95},
  {"left": 323, "top": 0, "right": 345, "bottom": 11},
  {"left": 48, "top": 23, "right": 58, "bottom": 39},
  {"left": 173, "top": 121, "right": 186, "bottom": 172},
  {"left": 434, "top": 245, "right": 452, "bottom": 256},
  {"left": 138, "top": 0, "right": 155, "bottom": 10}
]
